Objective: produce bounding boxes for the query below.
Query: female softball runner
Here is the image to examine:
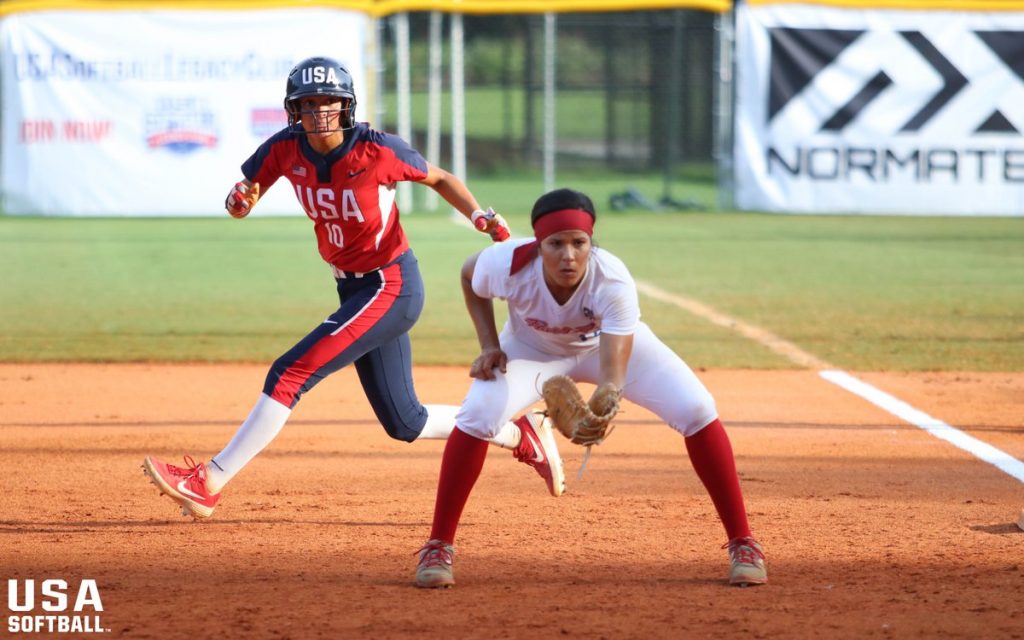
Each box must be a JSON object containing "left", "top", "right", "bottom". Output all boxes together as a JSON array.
[
  {"left": 415, "top": 188, "right": 767, "bottom": 588},
  {"left": 142, "top": 56, "right": 566, "bottom": 519}
]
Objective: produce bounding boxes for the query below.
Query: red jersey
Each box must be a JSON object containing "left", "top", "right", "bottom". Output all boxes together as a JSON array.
[{"left": 241, "top": 123, "right": 428, "bottom": 273}]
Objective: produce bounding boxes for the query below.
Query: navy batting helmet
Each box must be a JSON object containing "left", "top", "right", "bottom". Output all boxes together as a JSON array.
[{"left": 284, "top": 56, "right": 357, "bottom": 132}]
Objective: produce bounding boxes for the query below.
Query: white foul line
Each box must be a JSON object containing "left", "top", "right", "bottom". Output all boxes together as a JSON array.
[
  {"left": 820, "top": 370, "right": 1024, "bottom": 483},
  {"left": 634, "top": 281, "right": 834, "bottom": 370},
  {"left": 634, "top": 279, "right": 1024, "bottom": 484}
]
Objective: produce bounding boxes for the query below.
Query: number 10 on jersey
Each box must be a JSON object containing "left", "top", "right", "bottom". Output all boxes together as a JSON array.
[{"left": 325, "top": 223, "right": 344, "bottom": 249}]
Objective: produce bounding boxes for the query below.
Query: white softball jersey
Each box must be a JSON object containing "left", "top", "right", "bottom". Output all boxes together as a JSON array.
[
  {"left": 471, "top": 238, "right": 640, "bottom": 355},
  {"left": 457, "top": 238, "right": 719, "bottom": 440}
]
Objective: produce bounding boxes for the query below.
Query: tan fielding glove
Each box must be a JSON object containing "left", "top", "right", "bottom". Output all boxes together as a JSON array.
[{"left": 542, "top": 375, "right": 622, "bottom": 446}]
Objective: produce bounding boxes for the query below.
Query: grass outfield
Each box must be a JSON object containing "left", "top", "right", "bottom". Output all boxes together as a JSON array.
[
  {"left": 382, "top": 87, "right": 651, "bottom": 141},
  {"left": 1, "top": 208, "right": 1021, "bottom": 370}
]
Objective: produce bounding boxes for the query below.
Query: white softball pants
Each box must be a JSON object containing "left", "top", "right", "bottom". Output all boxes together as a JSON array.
[{"left": 455, "top": 322, "right": 717, "bottom": 439}]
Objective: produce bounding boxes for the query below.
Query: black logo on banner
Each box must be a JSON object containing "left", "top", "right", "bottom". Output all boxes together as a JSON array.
[{"left": 765, "top": 28, "right": 1024, "bottom": 184}]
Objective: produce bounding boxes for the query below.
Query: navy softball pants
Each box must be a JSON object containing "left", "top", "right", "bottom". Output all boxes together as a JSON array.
[{"left": 262, "top": 250, "right": 428, "bottom": 442}]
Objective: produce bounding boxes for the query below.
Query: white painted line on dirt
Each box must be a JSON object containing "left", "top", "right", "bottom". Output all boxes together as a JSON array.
[
  {"left": 633, "top": 281, "right": 833, "bottom": 369},
  {"left": 820, "top": 370, "right": 1024, "bottom": 482},
  {"left": 633, "top": 279, "right": 1024, "bottom": 485}
]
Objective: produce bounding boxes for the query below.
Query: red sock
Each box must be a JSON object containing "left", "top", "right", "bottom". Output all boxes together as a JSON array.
[
  {"left": 429, "top": 427, "right": 490, "bottom": 544},
  {"left": 684, "top": 419, "right": 752, "bottom": 540}
]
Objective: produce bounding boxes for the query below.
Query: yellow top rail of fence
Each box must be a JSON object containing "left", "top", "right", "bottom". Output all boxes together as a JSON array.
[
  {"left": 0, "top": 0, "right": 732, "bottom": 18},
  {"left": 5, "top": 0, "right": 1022, "bottom": 18},
  {"left": 374, "top": 0, "right": 732, "bottom": 14},
  {"left": 746, "top": 0, "right": 1024, "bottom": 10}
]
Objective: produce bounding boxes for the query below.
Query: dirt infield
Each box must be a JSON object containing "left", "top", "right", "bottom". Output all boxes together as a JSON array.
[{"left": 2, "top": 364, "right": 1022, "bottom": 639}]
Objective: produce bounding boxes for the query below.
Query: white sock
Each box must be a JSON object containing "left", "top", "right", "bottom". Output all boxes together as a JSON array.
[
  {"left": 206, "top": 393, "right": 291, "bottom": 493},
  {"left": 420, "top": 404, "right": 522, "bottom": 450}
]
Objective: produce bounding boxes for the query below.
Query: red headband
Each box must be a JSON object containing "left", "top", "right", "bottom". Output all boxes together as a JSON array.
[
  {"left": 532, "top": 208, "right": 594, "bottom": 241},
  {"left": 510, "top": 208, "right": 596, "bottom": 275}
]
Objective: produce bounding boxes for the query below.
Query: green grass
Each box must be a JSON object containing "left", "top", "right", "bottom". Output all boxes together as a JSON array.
[
  {"left": 591, "top": 213, "right": 1024, "bottom": 371},
  {"left": 408, "top": 170, "right": 718, "bottom": 218},
  {"left": 508, "top": 170, "right": 714, "bottom": 212},
  {"left": 382, "top": 87, "right": 649, "bottom": 141},
  {"left": 1, "top": 206, "right": 1021, "bottom": 371}
]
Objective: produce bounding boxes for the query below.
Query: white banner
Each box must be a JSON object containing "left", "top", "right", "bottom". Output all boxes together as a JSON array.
[
  {"left": 735, "top": 3, "right": 1024, "bottom": 215},
  {"left": 1, "top": 9, "right": 368, "bottom": 216}
]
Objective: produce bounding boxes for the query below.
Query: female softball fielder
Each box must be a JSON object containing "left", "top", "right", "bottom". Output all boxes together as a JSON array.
[
  {"left": 141, "top": 56, "right": 566, "bottom": 519},
  {"left": 414, "top": 188, "right": 767, "bottom": 588}
]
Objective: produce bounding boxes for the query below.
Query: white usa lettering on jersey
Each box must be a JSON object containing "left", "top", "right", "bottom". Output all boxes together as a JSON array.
[
  {"left": 294, "top": 186, "right": 365, "bottom": 222},
  {"left": 472, "top": 238, "right": 641, "bottom": 356}
]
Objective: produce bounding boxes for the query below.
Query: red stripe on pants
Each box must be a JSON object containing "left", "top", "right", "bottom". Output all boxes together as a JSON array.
[{"left": 270, "top": 262, "right": 402, "bottom": 407}]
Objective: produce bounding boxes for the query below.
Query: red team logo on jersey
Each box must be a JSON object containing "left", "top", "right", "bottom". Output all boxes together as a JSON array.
[{"left": 525, "top": 317, "right": 598, "bottom": 336}]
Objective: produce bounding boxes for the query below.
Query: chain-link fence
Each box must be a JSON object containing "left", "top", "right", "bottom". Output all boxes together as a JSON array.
[{"left": 378, "top": 10, "right": 721, "bottom": 203}]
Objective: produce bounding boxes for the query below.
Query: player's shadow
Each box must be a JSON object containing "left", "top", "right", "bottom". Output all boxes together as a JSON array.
[{"left": 969, "top": 522, "right": 1024, "bottom": 535}]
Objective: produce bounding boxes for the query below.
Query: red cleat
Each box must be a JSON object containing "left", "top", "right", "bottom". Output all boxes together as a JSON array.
[
  {"left": 512, "top": 412, "right": 566, "bottom": 497},
  {"left": 142, "top": 455, "right": 220, "bottom": 519}
]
